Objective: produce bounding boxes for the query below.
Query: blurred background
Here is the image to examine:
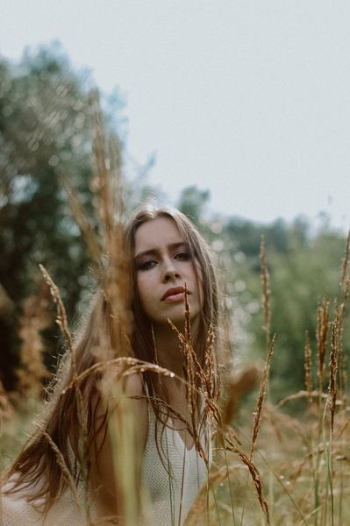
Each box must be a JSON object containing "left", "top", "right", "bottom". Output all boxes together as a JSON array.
[{"left": 1, "top": 1, "right": 349, "bottom": 403}]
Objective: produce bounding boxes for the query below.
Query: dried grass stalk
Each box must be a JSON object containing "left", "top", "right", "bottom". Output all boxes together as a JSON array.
[
  {"left": 167, "top": 289, "right": 211, "bottom": 463},
  {"left": 260, "top": 236, "right": 271, "bottom": 349},
  {"left": 250, "top": 334, "right": 276, "bottom": 461},
  {"left": 340, "top": 230, "right": 350, "bottom": 291},
  {"left": 275, "top": 390, "right": 324, "bottom": 409},
  {"left": 41, "top": 431, "right": 81, "bottom": 510},
  {"left": 64, "top": 96, "right": 135, "bottom": 523},
  {"left": 62, "top": 358, "right": 176, "bottom": 395},
  {"left": 89, "top": 89, "right": 116, "bottom": 246},
  {"left": 316, "top": 297, "right": 330, "bottom": 404},
  {"left": 223, "top": 428, "right": 270, "bottom": 524},
  {"left": 187, "top": 432, "right": 270, "bottom": 525},
  {"left": 59, "top": 175, "right": 102, "bottom": 267},
  {"left": 222, "top": 365, "right": 259, "bottom": 425},
  {"left": 90, "top": 96, "right": 132, "bottom": 360},
  {"left": 304, "top": 330, "right": 313, "bottom": 409},
  {"left": 338, "top": 231, "right": 350, "bottom": 392},
  {"left": 38, "top": 265, "right": 91, "bottom": 522},
  {"left": 39, "top": 264, "right": 76, "bottom": 379},
  {"left": 328, "top": 320, "right": 338, "bottom": 435}
]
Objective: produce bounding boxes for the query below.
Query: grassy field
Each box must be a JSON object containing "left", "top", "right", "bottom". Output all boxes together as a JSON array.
[
  {"left": 1, "top": 370, "right": 349, "bottom": 525},
  {"left": 1, "top": 96, "right": 349, "bottom": 525}
]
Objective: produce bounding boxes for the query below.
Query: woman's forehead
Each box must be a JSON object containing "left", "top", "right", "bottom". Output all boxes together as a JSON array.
[{"left": 134, "top": 217, "right": 185, "bottom": 254}]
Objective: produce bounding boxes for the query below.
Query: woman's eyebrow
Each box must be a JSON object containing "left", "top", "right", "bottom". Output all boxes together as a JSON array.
[
  {"left": 134, "top": 248, "right": 158, "bottom": 263},
  {"left": 134, "top": 242, "right": 189, "bottom": 262}
]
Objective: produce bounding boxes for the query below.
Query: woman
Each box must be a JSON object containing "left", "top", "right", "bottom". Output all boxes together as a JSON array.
[{"left": 2, "top": 206, "right": 220, "bottom": 525}]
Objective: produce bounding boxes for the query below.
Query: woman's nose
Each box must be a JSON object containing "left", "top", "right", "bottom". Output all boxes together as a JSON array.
[
  {"left": 162, "top": 259, "right": 181, "bottom": 282},
  {"left": 164, "top": 269, "right": 181, "bottom": 282}
]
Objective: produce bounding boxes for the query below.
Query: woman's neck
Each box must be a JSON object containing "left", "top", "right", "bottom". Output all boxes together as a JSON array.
[{"left": 152, "top": 323, "right": 187, "bottom": 377}]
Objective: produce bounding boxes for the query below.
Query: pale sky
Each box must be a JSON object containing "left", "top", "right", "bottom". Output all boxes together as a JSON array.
[{"left": 1, "top": 1, "right": 350, "bottom": 230}]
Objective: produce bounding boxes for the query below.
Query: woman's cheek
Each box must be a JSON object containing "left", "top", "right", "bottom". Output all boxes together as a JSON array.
[{"left": 136, "top": 276, "right": 150, "bottom": 306}]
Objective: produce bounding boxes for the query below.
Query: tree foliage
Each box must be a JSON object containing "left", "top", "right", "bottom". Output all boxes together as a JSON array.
[
  {"left": 0, "top": 45, "right": 119, "bottom": 387},
  {"left": 221, "top": 218, "right": 348, "bottom": 401}
]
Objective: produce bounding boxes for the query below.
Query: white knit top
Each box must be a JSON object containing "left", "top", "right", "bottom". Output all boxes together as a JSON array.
[
  {"left": 1, "top": 477, "right": 90, "bottom": 526},
  {"left": 141, "top": 407, "right": 207, "bottom": 526},
  {"left": 1, "top": 408, "right": 208, "bottom": 525}
]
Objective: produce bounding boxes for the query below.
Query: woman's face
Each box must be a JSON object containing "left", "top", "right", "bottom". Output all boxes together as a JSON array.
[{"left": 134, "top": 217, "right": 203, "bottom": 328}]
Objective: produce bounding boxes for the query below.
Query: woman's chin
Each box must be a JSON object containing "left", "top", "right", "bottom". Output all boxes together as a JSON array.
[{"left": 155, "top": 312, "right": 200, "bottom": 333}]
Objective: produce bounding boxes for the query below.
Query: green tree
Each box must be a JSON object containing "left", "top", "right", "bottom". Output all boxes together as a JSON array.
[
  {"left": 0, "top": 45, "right": 123, "bottom": 387},
  {"left": 177, "top": 185, "right": 210, "bottom": 226},
  {"left": 246, "top": 226, "right": 348, "bottom": 401},
  {"left": 211, "top": 210, "right": 349, "bottom": 402}
]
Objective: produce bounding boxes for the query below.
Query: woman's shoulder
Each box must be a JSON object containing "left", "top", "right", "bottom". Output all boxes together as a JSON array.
[
  {"left": 121, "top": 371, "right": 149, "bottom": 438},
  {"left": 97, "top": 367, "right": 149, "bottom": 444},
  {"left": 123, "top": 370, "right": 145, "bottom": 397},
  {"left": 108, "top": 366, "right": 148, "bottom": 409}
]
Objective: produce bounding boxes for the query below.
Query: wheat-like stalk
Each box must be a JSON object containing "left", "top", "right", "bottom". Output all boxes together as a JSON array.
[
  {"left": 316, "top": 297, "right": 330, "bottom": 407},
  {"left": 260, "top": 236, "right": 271, "bottom": 350},
  {"left": 37, "top": 264, "right": 94, "bottom": 521},
  {"left": 275, "top": 390, "right": 326, "bottom": 409},
  {"left": 223, "top": 428, "right": 270, "bottom": 524},
  {"left": 59, "top": 175, "right": 102, "bottom": 267},
  {"left": 304, "top": 330, "right": 313, "bottom": 409},
  {"left": 328, "top": 320, "right": 338, "bottom": 436},
  {"left": 250, "top": 334, "right": 276, "bottom": 461},
  {"left": 39, "top": 264, "right": 76, "bottom": 379},
  {"left": 337, "top": 231, "right": 350, "bottom": 393},
  {"left": 340, "top": 230, "right": 350, "bottom": 290},
  {"left": 89, "top": 89, "right": 116, "bottom": 246},
  {"left": 41, "top": 431, "right": 81, "bottom": 510},
  {"left": 222, "top": 365, "right": 259, "bottom": 425}
]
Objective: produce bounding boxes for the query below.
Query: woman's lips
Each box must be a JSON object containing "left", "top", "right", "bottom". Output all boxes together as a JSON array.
[
  {"left": 162, "top": 286, "right": 189, "bottom": 302},
  {"left": 163, "top": 292, "right": 185, "bottom": 303}
]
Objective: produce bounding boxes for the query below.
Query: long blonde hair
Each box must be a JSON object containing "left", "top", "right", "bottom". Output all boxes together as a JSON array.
[{"left": 4, "top": 206, "right": 220, "bottom": 511}]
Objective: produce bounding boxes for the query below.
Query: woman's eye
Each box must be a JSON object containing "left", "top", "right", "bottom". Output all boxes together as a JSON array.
[
  {"left": 138, "top": 260, "right": 157, "bottom": 271},
  {"left": 175, "top": 252, "right": 191, "bottom": 261}
]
